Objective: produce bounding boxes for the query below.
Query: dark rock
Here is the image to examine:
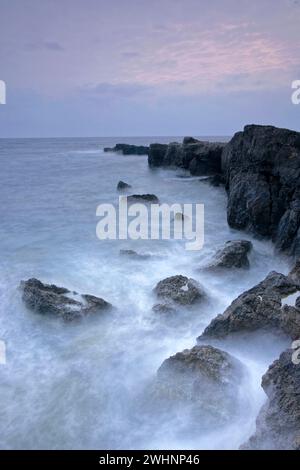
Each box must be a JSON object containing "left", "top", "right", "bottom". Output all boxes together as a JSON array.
[
  {"left": 148, "top": 139, "right": 226, "bottom": 176},
  {"left": 154, "top": 275, "right": 205, "bottom": 305},
  {"left": 289, "top": 259, "right": 300, "bottom": 284},
  {"left": 207, "top": 174, "right": 225, "bottom": 187},
  {"left": 127, "top": 194, "right": 159, "bottom": 203},
  {"left": 280, "top": 305, "right": 300, "bottom": 340},
  {"left": 20, "top": 278, "right": 112, "bottom": 321},
  {"left": 182, "top": 136, "right": 200, "bottom": 145},
  {"left": 223, "top": 125, "right": 300, "bottom": 254},
  {"left": 188, "top": 142, "right": 225, "bottom": 176},
  {"left": 148, "top": 143, "right": 168, "bottom": 167},
  {"left": 104, "top": 144, "right": 149, "bottom": 155},
  {"left": 243, "top": 348, "right": 300, "bottom": 449},
  {"left": 296, "top": 296, "right": 300, "bottom": 309},
  {"left": 117, "top": 181, "right": 131, "bottom": 191},
  {"left": 199, "top": 272, "right": 298, "bottom": 339},
  {"left": 155, "top": 345, "right": 244, "bottom": 423},
  {"left": 204, "top": 240, "right": 253, "bottom": 271}
]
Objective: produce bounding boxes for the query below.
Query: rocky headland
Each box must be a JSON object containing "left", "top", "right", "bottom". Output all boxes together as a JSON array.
[{"left": 19, "top": 124, "right": 300, "bottom": 449}]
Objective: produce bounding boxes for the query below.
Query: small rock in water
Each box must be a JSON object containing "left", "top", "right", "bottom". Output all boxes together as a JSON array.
[
  {"left": 203, "top": 240, "right": 253, "bottom": 271},
  {"left": 127, "top": 194, "right": 159, "bottom": 203},
  {"left": 154, "top": 275, "right": 205, "bottom": 306},
  {"left": 20, "top": 278, "right": 112, "bottom": 321},
  {"left": 117, "top": 180, "right": 131, "bottom": 191}
]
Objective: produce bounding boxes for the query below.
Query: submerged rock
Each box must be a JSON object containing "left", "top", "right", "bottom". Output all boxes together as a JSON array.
[
  {"left": 204, "top": 240, "right": 253, "bottom": 271},
  {"left": 199, "top": 271, "right": 298, "bottom": 339},
  {"left": 127, "top": 194, "right": 159, "bottom": 203},
  {"left": 119, "top": 249, "right": 150, "bottom": 260},
  {"left": 154, "top": 275, "right": 205, "bottom": 306},
  {"left": 154, "top": 345, "right": 244, "bottom": 423},
  {"left": 104, "top": 144, "right": 149, "bottom": 155},
  {"left": 243, "top": 348, "right": 300, "bottom": 450},
  {"left": 20, "top": 278, "right": 112, "bottom": 321},
  {"left": 152, "top": 303, "right": 177, "bottom": 315},
  {"left": 117, "top": 180, "right": 131, "bottom": 191}
]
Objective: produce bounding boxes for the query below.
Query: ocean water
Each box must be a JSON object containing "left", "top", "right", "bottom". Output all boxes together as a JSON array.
[{"left": 0, "top": 137, "right": 292, "bottom": 449}]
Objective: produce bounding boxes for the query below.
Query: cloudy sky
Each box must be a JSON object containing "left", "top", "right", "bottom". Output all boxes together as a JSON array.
[{"left": 0, "top": 0, "right": 299, "bottom": 137}]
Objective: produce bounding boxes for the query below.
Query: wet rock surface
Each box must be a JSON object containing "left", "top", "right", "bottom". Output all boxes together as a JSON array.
[
  {"left": 200, "top": 271, "right": 299, "bottom": 339},
  {"left": 154, "top": 275, "right": 206, "bottom": 306},
  {"left": 153, "top": 345, "right": 244, "bottom": 424},
  {"left": 243, "top": 348, "right": 300, "bottom": 450},
  {"left": 222, "top": 125, "right": 300, "bottom": 256},
  {"left": 204, "top": 240, "right": 253, "bottom": 270},
  {"left": 20, "top": 278, "right": 112, "bottom": 321}
]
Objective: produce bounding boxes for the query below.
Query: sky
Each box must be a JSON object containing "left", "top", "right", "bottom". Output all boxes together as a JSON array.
[{"left": 0, "top": 0, "right": 300, "bottom": 137}]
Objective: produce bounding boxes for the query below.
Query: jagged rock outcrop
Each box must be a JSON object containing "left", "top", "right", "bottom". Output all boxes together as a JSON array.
[
  {"left": 199, "top": 271, "right": 299, "bottom": 339},
  {"left": 104, "top": 143, "right": 149, "bottom": 155},
  {"left": 242, "top": 348, "right": 300, "bottom": 450},
  {"left": 203, "top": 240, "right": 253, "bottom": 271},
  {"left": 148, "top": 138, "right": 226, "bottom": 175},
  {"left": 222, "top": 125, "right": 300, "bottom": 256},
  {"left": 20, "top": 278, "right": 112, "bottom": 321},
  {"left": 154, "top": 275, "right": 206, "bottom": 306}
]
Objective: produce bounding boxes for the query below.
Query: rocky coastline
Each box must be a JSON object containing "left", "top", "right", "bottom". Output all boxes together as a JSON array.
[{"left": 20, "top": 124, "right": 300, "bottom": 449}]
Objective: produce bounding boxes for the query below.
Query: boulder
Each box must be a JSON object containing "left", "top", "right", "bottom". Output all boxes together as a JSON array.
[
  {"left": 154, "top": 345, "right": 244, "bottom": 423},
  {"left": 154, "top": 275, "right": 205, "bottom": 306},
  {"left": 117, "top": 181, "right": 131, "bottom": 191},
  {"left": 199, "top": 272, "right": 298, "bottom": 339},
  {"left": 127, "top": 194, "right": 159, "bottom": 203},
  {"left": 223, "top": 125, "right": 300, "bottom": 255},
  {"left": 242, "top": 348, "right": 300, "bottom": 449},
  {"left": 204, "top": 240, "right": 253, "bottom": 271},
  {"left": 20, "top": 278, "right": 112, "bottom": 321},
  {"left": 104, "top": 143, "right": 149, "bottom": 155}
]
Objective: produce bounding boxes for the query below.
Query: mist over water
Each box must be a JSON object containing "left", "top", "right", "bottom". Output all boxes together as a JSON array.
[{"left": 0, "top": 137, "right": 292, "bottom": 449}]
